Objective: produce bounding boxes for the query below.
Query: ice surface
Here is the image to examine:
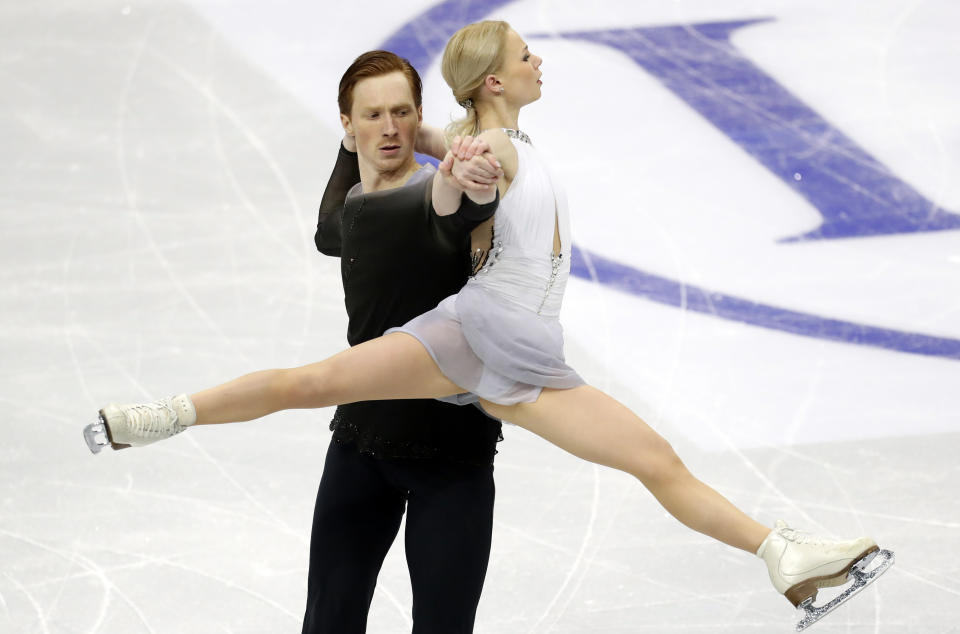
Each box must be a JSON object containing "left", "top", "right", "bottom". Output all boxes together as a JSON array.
[{"left": 1, "top": 0, "right": 958, "bottom": 632}]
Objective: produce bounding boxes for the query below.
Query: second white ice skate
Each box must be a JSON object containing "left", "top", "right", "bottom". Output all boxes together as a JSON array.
[
  {"left": 83, "top": 394, "right": 197, "bottom": 453},
  {"left": 757, "top": 520, "right": 895, "bottom": 631}
]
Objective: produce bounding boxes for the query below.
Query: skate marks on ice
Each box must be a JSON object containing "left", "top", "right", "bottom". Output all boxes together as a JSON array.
[
  {"left": 0, "top": 1, "right": 339, "bottom": 632},
  {"left": 3, "top": 0, "right": 960, "bottom": 632}
]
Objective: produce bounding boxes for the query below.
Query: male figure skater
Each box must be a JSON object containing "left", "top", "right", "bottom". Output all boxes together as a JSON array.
[{"left": 302, "top": 50, "right": 503, "bottom": 634}]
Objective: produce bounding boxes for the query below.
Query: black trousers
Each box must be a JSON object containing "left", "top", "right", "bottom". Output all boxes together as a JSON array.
[{"left": 301, "top": 439, "right": 496, "bottom": 634}]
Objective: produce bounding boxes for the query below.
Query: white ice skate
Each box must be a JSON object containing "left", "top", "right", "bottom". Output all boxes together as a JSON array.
[
  {"left": 83, "top": 394, "right": 197, "bottom": 453},
  {"left": 757, "top": 520, "right": 895, "bottom": 631}
]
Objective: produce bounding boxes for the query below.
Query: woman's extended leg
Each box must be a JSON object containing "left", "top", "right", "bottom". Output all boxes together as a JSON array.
[
  {"left": 480, "top": 385, "right": 770, "bottom": 553},
  {"left": 190, "top": 333, "right": 462, "bottom": 424},
  {"left": 93, "top": 333, "right": 462, "bottom": 449},
  {"left": 481, "top": 385, "right": 890, "bottom": 616}
]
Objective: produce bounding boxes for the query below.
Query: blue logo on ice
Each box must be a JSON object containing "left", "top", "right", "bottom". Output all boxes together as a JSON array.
[
  {"left": 381, "top": 0, "right": 960, "bottom": 360},
  {"left": 547, "top": 19, "right": 960, "bottom": 243}
]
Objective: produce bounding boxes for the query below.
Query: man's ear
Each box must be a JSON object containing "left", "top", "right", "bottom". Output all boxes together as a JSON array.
[
  {"left": 340, "top": 113, "right": 354, "bottom": 136},
  {"left": 417, "top": 106, "right": 423, "bottom": 125}
]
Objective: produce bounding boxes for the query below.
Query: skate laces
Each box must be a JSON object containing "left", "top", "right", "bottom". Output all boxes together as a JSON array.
[
  {"left": 777, "top": 523, "right": 830, "bottom": 546},
  {"left": 125, "top": 400, "right": 180, "bottom": 437}
]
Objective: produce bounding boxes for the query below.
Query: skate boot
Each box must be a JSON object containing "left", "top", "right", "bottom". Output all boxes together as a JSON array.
[
  {"left": 757, "top": 520, "right": 895, "bottom": 631},
  {"left": 83, "top": 394, "right": 197, "bottom": 453}
]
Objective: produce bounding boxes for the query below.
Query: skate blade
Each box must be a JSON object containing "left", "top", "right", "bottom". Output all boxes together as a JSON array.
[
  {"left": 795, "top": 548, "right": 895, "bottom": 631},
  {"left": 83, "top": 414, "right": 131, "bottom": 453},
  {"left": 83, "top": 416, "right": 110, "bottom": 454}
]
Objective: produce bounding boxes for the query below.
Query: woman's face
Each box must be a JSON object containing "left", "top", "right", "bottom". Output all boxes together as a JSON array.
[{"left": 496, "top": 29, "right": 543, "bottom": 107}]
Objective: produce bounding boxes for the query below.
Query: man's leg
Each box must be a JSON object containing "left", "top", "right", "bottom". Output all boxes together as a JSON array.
[
  {"left": 398, "top": 458, "right": 496, "bottom": 634},
  {"left": 302, "top": 439, "right": 407, "bottom": 634}
]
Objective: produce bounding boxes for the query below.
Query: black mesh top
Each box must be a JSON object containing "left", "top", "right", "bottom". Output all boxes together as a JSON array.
[{"left": 315, "top": 144, "right": 502, "bottom": 465}]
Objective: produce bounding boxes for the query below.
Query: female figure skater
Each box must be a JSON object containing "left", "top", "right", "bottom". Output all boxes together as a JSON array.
[{"left": 87, "top": 20, "right": 891, "bottom": 626}]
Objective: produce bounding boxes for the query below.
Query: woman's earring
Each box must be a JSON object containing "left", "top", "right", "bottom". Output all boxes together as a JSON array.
[{"left": 499, "top": 86, "right": 505, "bottom": 94}]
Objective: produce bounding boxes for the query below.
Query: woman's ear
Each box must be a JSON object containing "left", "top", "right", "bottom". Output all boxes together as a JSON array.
[{"left": 483, "top": 74, "right": 502, "bottom": 96}]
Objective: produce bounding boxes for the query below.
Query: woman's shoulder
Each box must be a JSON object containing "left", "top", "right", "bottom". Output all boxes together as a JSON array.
[
  {"left": 477, "top": 129, "right": 519, "bottom": 181},
  {"left": 478, "top": 128, "right": 519, "bottom": 155},
  {"left": 477, "top": 127, "right": 510, "bottom": 144}
]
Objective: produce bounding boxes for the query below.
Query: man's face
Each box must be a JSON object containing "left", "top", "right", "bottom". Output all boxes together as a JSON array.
[{"left": 341, "top": 71, "right": 422, "bottom": 175}]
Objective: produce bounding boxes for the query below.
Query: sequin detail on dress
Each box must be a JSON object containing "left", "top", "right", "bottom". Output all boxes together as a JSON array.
[
  {"left": 537, "top": 252, "right": 563, "bottom": 316},
  {"left": 501, "top": 128, "right": 532, "bottom": 145}
]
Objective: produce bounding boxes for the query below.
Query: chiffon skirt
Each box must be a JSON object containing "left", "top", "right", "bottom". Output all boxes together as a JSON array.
[{"left": 386, "top": 283, "right": 585, "bottom": 406}]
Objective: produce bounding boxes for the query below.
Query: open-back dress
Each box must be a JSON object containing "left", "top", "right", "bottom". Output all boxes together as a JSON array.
[{"left": 387, "top": 130, "right": 585, "bottom": 405}]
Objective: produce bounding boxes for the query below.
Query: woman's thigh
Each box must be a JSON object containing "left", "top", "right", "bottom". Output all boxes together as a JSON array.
[
  {"left": 480, "top": 385, "right": 676, "bottom": 476},
  {"left": 294, "top": 333, "right": 464, "bottom": 406}
]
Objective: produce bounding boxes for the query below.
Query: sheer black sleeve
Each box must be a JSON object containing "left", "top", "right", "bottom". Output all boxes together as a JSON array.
[
  {"left": 315, "top": 143, "right": 360, "bottom": 257},
  {"left": 426, "top": 176, "right": 500, "bottom": 228},
  {"left": 455, "top": 190, "right": 499, "bottom": 224}
]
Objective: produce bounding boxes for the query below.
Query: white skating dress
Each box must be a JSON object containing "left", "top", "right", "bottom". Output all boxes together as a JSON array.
[{"left": 387, "top": 131, "right": 585, "bottom": 405}]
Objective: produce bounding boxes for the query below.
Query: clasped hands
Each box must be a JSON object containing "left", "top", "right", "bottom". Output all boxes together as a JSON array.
[{"left": 440, "top": 135, "right": 502, "bottom": 204}]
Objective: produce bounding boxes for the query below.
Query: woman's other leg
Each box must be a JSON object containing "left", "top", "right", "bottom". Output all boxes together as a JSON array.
[
  {"left": 192, "top": 333, "right": 461, "bottom": 425},
  {"left": 480, "top": 386, "right": 769, "bottom": 553}
]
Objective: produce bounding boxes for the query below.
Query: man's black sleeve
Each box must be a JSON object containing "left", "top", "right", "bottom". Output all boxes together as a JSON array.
[
  {"left": 456, "top": 190, "right": 499, "bottom": 225},
  {"left": 315, "top": 143, "right": 361, "bottom": 257},
  {"left": 425, "top": 177, "right": 500, "bottom": 239}
]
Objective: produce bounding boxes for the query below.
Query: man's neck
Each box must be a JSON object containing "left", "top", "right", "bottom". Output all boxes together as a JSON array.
[{"left": 358, "top": 157, "right": 421, "bottom": 193}]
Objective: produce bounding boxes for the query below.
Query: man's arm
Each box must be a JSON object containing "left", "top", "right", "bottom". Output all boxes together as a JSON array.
[
  {"left": 415, "top": 123, "right": 447, "bottom": 160},
  {"left": 315, "top": 137, "right": 360, "bottom": 256},
  {"left": 426, "top": 175, "right": 499, "bottom": 250}
]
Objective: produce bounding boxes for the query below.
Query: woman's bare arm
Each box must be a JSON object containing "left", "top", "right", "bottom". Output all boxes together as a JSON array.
[{"left": 475, "top": 129, "right": 518, "bottom": 198}]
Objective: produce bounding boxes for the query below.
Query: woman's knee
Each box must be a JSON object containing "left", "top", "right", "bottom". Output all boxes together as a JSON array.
[{"left": 632, "top": 436, "right": 688, "bottom": 486}]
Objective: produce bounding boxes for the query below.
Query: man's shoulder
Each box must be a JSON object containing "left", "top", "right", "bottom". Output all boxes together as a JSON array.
[
  {"left": 345, "top": 182, "right": 363, "bottom": 200},
  {"left": 349, "top": 164, "right": 436, "bottom": 200},
  {"left": 407, "top": 162, "right": 437, "bottom": 190}
]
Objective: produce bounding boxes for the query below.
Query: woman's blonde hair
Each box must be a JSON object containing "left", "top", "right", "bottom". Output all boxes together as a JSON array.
[{"left": 441, "top": 20, "right": 511, "bottom": 141}]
